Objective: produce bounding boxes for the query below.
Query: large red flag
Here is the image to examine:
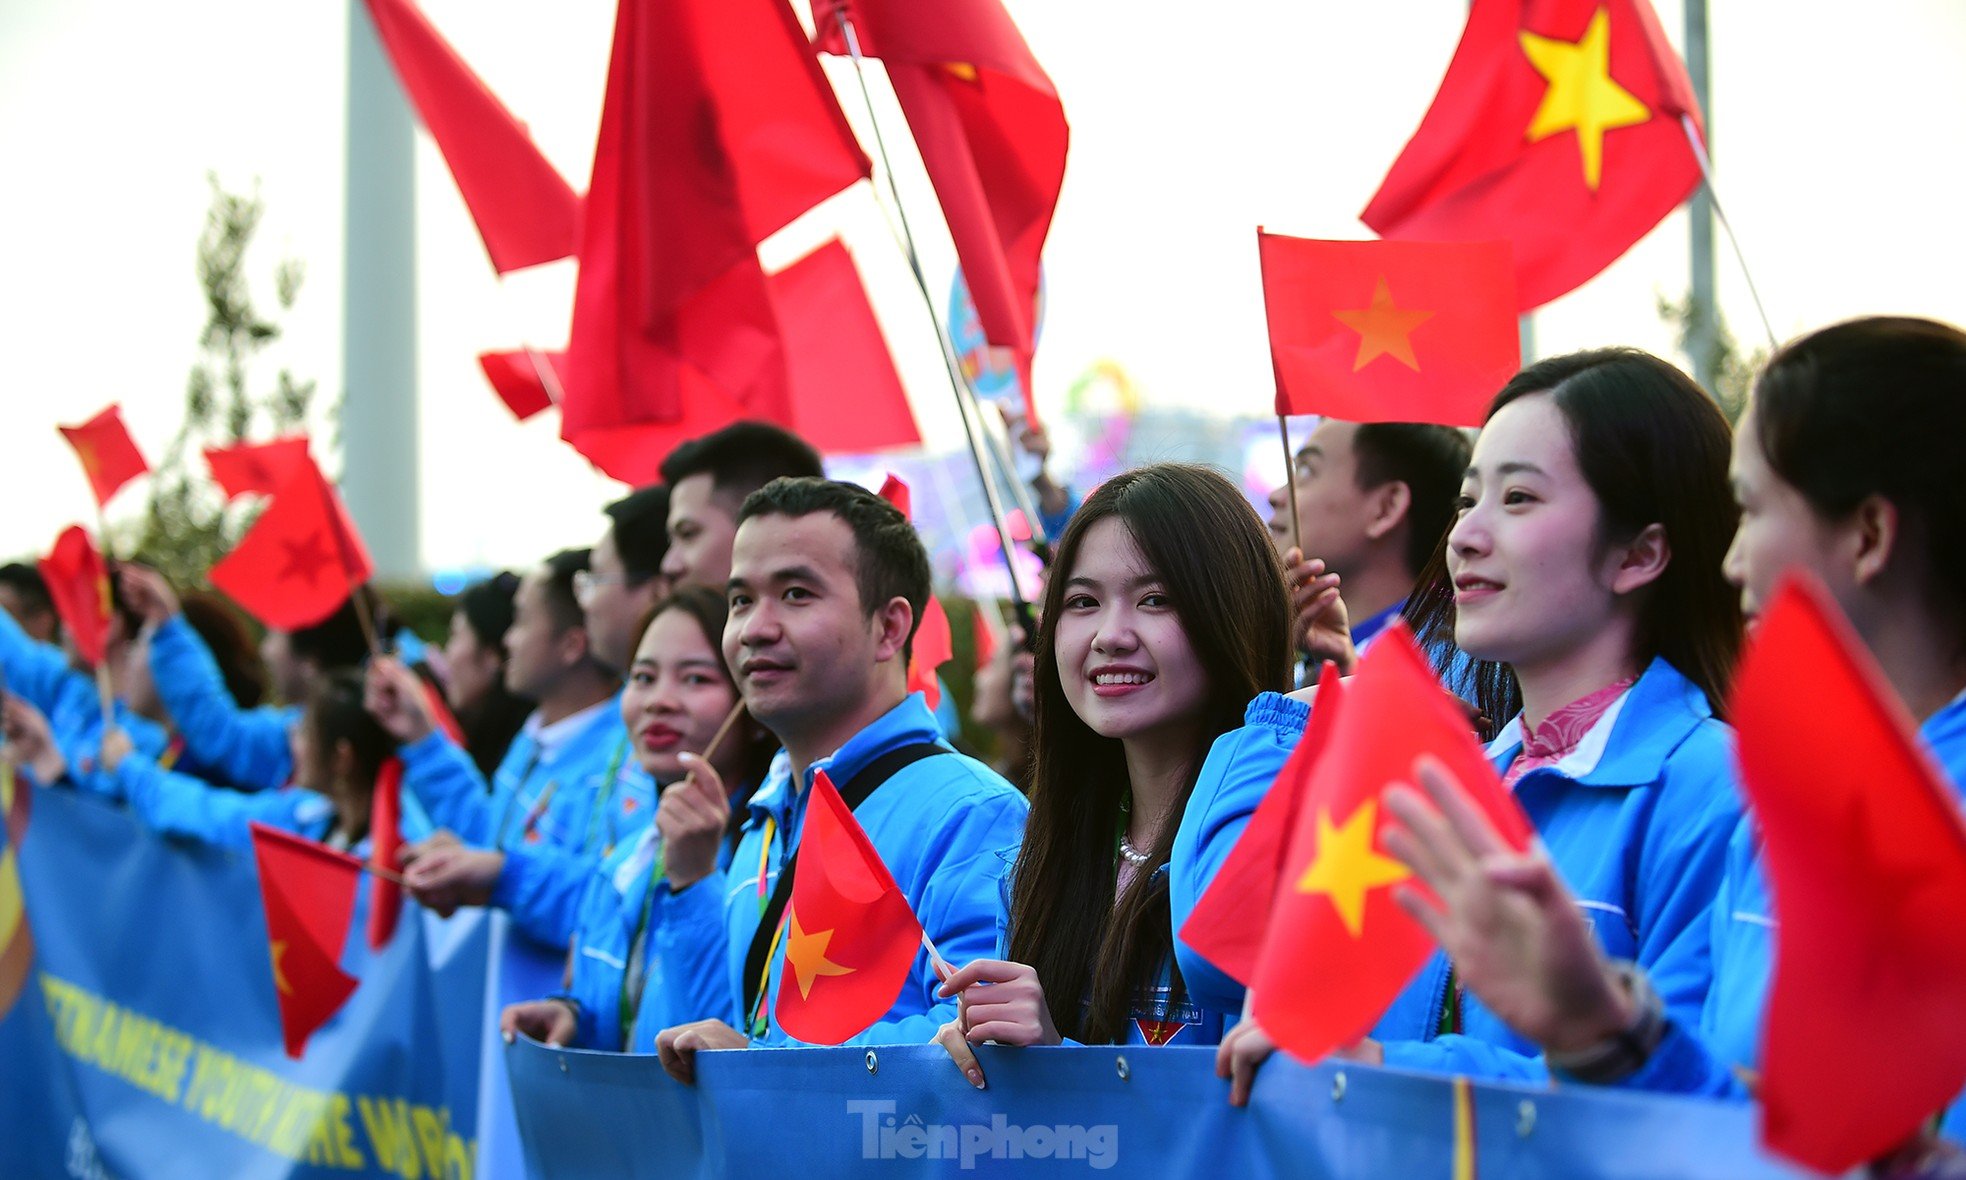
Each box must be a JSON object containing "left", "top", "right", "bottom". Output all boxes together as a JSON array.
[
  {"left": 773, "top": 240, "right": 921, "bottom": 455},
  {"left": 204, "top": 437, "right": 314, "bottom": 501},
  {"left": 1251, "top": 626, "right": 1532, "bottom": 1062},
  {"left": 877, "top": 475, "right": 954, "bottom": 709},
  {"left": 560, "top": 0, "right": 869, "bottom": 480},
  {"left": 817, "top": 0, "right": 1067, "bottom": 430},
  {"left": 1361, "top": 0, "right": 1701, "bottom": 309},
  {"left": 210, "top": 458, "right": 373, "bottom": 632},
  {"left": 360, "top": 0, "right": 580, "bottom": 273},
  {"left": 58, "top": 405, "right": 149, "bottom": 509},
  {"left": 38, "top": 527, "right": 112, "bottom": 669},
  {"left": 249, "top": 823, "right": 362, "bottom": 1058},
  {"left": 1180, "top": 664, "right": 1346, "bottom": 988},
  {"left": 775, "top": 772, "right": 925, "bottom": 1044},
  {"left": 1258, "top": 234, "right": 1520, "bottom": 427},
  {"left": 1730, "top": 577, "right": 1966, "bottom": 1173}
]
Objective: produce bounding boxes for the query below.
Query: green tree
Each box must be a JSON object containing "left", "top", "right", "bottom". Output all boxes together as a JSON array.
[
  {"left": 1658, "top": 293, "right": 1767, "bottom": 424},
  {"left": 133, "top": 176, "right": 322, "bottom": 587}
]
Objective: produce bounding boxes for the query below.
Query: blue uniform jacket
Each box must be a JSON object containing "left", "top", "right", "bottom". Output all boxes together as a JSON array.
[
  {"left": 398, "top": 696, "right": 654, "bottom": 949},
  {"left": 552, "top": 780, "right": 763, "bottom": 1054},
  {"left": 995, "top": 850, "right": 1228, "bottom": 1049},
  {"left": 1610, "top": 692, "right": 1966, "bottom": 1113},
  {"left": 0, "top": 607, "right": 167, "bottom": 793},
  {"left": 653, "top": 694, "right": 1028, "bottom": 1047},
  {"left": 148, "top": 614, "right": 300, "bottom": 791},
  {"left": 1372, "top": 658, "right": 1742, "bottom": 1081},
  {"left": 102, "top": 752, "right": 339, "bottom": 850},
  {"left": 1170, "top": 691, "right": 1313, "bottom": 1018}
]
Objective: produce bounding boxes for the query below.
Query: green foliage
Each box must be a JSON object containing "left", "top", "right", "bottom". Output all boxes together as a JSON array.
[
  {"left": 381, "top": 582, "right": 455, "bottom": 648},
  {"left": 131, "top": 176, "right": 322, "bottom": 588},
  {"left": 1658, "top": 293, "right": 1767, "bottom": 424}
]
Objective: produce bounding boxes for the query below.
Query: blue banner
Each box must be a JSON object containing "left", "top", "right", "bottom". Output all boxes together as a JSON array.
[
  {"left": 506, "top": 1039, "right": 1812, "bottom": 1178},
  {"left": 1, "top": 786, "right": 491, "bottom": 1180}
]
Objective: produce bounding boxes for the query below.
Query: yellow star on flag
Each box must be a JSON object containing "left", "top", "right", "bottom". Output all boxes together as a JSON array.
[
  {"left": 1332, "top": 278, "right": 1435, "bottom": 372},
  {"left": 269, "top": 940, "right": 293, "bottom": 996},
  {"left": 784, "top": 910, "right": 855, "bottom": 1000},
  {"left": 1296, "top": 800, "right": 1412, "bottom": 937},
  {"left": 1519, "top": 8, "right": 1652, "bottom": 191}
]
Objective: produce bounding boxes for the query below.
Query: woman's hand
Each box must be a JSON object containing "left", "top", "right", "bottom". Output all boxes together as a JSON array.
[
  {"left": 654, "top": 1019, "right": 749, "bottom": 1086},
  {"left": 403, "top": 845, "right": 504, "bottom": 917},
  {"left": 115, "top": 564, "right": 181, "bottom": 628},
  {"left": 1215, "top": 1018, "right": 1279, "bottom": 1107},
  {"left": 501, "top": 999, "right": 579, "bottom": 1047},
  {"left": 930, "top": 959, "right": 1060, "bottom": 1089},
  {"left": 1381, "top": 756, "right": 1633, "bottom": 1054},
  {"left": 2, "top": 698, "right": 69, "bottom": 786},
  {"left": 97, "top": 726, "right": 134, "bottom": 775},
  {"left": 363, "top": 658, "right": 436, "bottom": 746},
  {"left": 657, "top": 752, "right": 729, "bottom": 890},
  {"left": 1283, "top": 547, "right": 1356, "bottom": 675}
]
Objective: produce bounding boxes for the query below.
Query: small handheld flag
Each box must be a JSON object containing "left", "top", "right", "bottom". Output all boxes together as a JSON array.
[
  {"left": 249, "top": 823, "right": 362, "bottom": 1058},
  {"left": 58, "top": 405, "right": 149, "bottom": 510}
]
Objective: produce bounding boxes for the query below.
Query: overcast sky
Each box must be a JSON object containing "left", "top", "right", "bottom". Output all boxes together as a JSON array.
[{"left": 4, "top": 0, "right": 1963, "bottom": 573}]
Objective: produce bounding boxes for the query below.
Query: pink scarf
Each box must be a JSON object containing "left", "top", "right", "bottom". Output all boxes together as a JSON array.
[{"left": 1502, "top": 677, "right": 1637, "bottom": 789}]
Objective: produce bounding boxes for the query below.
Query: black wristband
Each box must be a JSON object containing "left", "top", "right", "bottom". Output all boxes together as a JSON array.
[{"left": 1545, "top": 960, "right": 1667, "bottom": 1084}]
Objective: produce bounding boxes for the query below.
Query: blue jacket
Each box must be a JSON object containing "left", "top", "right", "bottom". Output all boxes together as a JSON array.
[
  {"left": 397, "top": 695, "right": 655, "bottom": 949},
  {"left": 653, "top": 694, "right": 1028, "bottom": 1047},
  {"left": 1372, "top": 658, "right": 1742, "bottom": 1081},
  {"left": 995, "top": 851, "right": 1227, "bottom": 1049},
  {"left": 148, "top": 614, "right": 300, "bottom": 792},
  {"left": 1610, "top": 691, "right": 1966, "bottom": 1111},
  {"left": 102, "top": 753, "right": 339, "bottom": 851},
  {"left": 1170, "top": 692, "right": 1313, "bottom": 1018},
  {"left": 553, "top": 777, "right": 762, "bottom": 1054},
  {"left": 0, "top": 607, "right": 167, "bottom": 794}
]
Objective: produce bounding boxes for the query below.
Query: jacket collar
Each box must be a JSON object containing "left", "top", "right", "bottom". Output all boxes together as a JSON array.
[
  {"left": 1488, "top": 658, "right": 1716, "bottom": 789},
  {"left": 745, "top": 692, "right": 943, "bottom": 824}
]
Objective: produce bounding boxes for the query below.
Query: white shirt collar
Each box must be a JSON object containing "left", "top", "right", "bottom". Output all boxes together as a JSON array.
[{"left": 521, "top": 697, "right": 615, "bottom": 762}]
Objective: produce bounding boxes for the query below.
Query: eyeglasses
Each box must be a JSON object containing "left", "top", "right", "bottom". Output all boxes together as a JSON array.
[{"left": 572, "top": 569, "right": 652, "bottom": 604}]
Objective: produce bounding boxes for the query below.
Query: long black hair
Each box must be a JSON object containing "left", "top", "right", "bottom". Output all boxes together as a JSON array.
[
  {"left": 1006, "top": 464, "right": 1292, "bottom": 1043},
  {"left": 1750, "top": 317, "right": 1966, "bottom": 649},
  {"left": 1403, "top": 349, "right": 1742, "bottom": 731},
  {"left": 453, "top": 572, "right": 531, "bottom": 777}
]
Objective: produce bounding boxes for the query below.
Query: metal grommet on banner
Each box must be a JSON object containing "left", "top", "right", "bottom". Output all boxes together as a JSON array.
[
  {"left": 1516, "top": 1099, "right": 1537, "bottom": 1138},
  {"left": 864, "top": 1050, "right": 879, "bottom": 1076},
  {"left": 1115, "top": 1055, "right": 1130, "bottom": 1082},
  {"left": 1331, "top": 1071, "right": 1347, "bottom": 1102}
]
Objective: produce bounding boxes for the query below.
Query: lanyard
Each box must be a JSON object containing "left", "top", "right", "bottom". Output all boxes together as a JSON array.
[
  {"left": 746, "top": 816, "right": 781, "bottom": 1038},
  {"left": 492, "top": 742, "right": 544, "bottom": 849},
  {"left": 583, "top": 735, "right": 632, "bottom": 858},
  {"left": 616, "top": 840, "right": 667, "bottom": 1046}
]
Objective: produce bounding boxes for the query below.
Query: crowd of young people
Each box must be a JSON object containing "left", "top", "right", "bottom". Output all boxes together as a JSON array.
[{"left": 5, "top": 315, "right": 1964, "bottom": 1165}]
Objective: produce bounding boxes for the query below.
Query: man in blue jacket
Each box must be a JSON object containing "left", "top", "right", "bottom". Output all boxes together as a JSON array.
[{"left": 655, "top": 478, "right": 1028, "bottom": 1080}]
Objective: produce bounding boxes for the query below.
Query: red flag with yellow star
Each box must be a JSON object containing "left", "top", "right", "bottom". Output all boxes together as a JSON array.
[
  {"left": 1731, "top": 577, "right": 1966, "bottom": 1173},
  {"left": 210, "top": 454, "right": 373, "bottom": 631},
  {"left": 815, "top": 0, "right": 1067, "bottom": 430},
  {"left": 1259, "top": 233, "right": 1519, "bottom": 427},
  {"left": 38, "top": 526, "right": 113, "bottom": 669},
  {"left": 1251, "top": 624, "right": 1532, "bottom": 1063},
  {"left": 774, "top": 771, "right": 925, "bottom": 1045},
  {"left": 1362, "top": 0, "right": 1702, "bottom": 309},
  {"left": 249, "top": 823, "right": 361, "bottom": 1059},
  {"left": 58, "top": 404, "right": 149, "bottom": 509},
  {"left": 1179, "top": 664, "right": 1345, "bottom": 989}
]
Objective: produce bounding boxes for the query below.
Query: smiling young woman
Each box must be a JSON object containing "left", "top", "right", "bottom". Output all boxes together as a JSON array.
[{"left": 934, "top": 463, "right": 1292, "bottom": 1077}]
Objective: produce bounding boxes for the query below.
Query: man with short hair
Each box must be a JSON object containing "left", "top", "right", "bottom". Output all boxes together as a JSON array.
[
  {"left": 658, "top": 421, "right": 824, "bottom": 592},
  {"left": 653, "top": 478, "right": 1027, "bottom": 1079},
  {"left": 0, "top": 563, "right": 57, "bottom": 645},
  {"left": 581, "top": 483, "right": 672, "bottom": 675},
  {"left": 1268, "top": 419, "right": 1470, "bottom": 672}
]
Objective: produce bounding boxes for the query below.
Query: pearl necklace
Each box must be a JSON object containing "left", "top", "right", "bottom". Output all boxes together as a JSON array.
[{"left": 1118, "top": 836, "right": 1151, "bottom": 866}]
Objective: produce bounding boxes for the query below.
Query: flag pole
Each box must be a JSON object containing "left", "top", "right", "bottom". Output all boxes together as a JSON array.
[
  {"left": 1680, "top": 115, "right": 1778, "bottom": 352},
  {"left": 93, "top": 507, "right": 117, "bottom": 730},
  {"left": 828, "top": 5, "right": 1043, "bottom": 630},
  {"left": 1275, "top": 415, "right": 1301, "bottom": 554}
]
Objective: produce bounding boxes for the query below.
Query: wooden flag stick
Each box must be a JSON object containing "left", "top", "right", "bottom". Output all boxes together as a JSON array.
[
  {"left": 1680, "top": 114, "right": 1778, "bottom": 352},
  {"left": 362, "top": 860, "right": 408, "bottom": 886},
  {"left": 349, "top": 589, "right": 385, "bottom": 659},
  {"left": 698, "top": 699, "right": 748, "bottom": 766},
  {"left": 93, "top": 507, "right": 117, "bottom": 730},
  {"left": 1277, "top": 415, "right": 1302, "bottom": 554}
]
